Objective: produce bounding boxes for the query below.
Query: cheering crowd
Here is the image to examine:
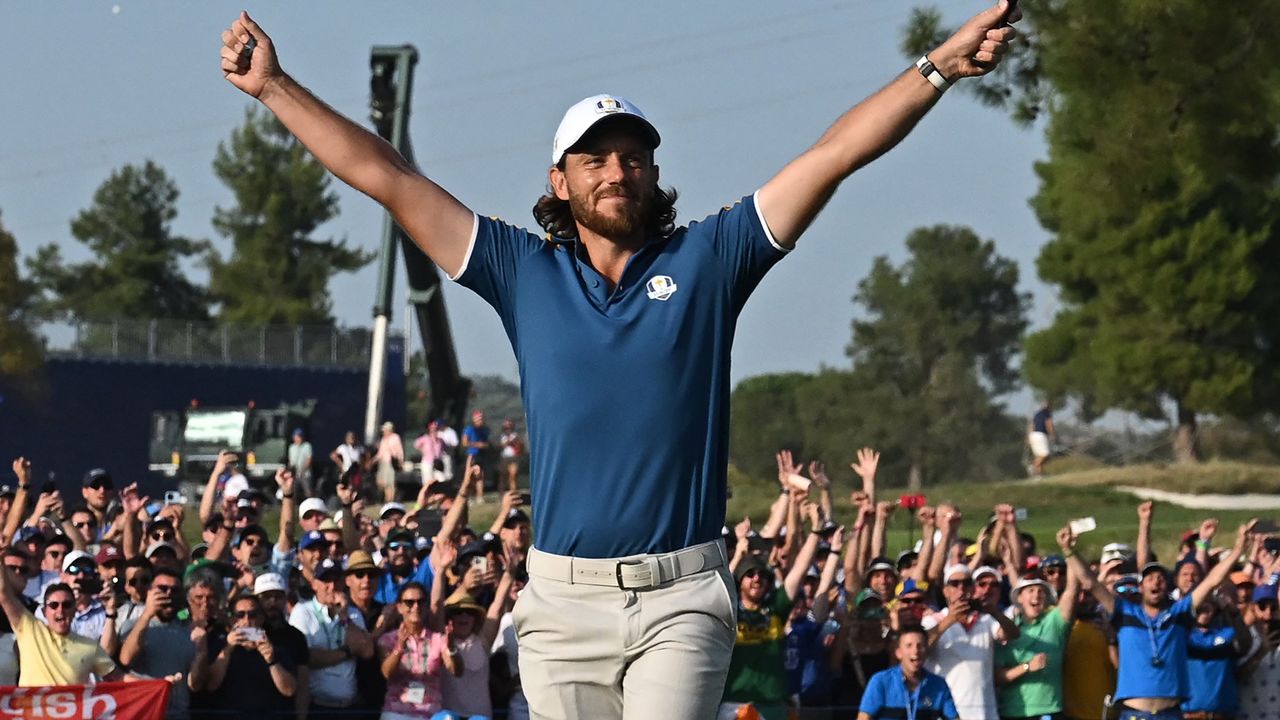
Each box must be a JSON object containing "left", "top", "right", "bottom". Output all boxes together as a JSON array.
[{"left": 1, "top": 440, "right": 1279, "bottom": 720}]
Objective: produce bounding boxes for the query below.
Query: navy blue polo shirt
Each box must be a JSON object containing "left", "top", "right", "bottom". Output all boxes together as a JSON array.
[
  {"left": 454, "top": 193, "right": 786, "bottom": 557},
  {"left": 1184, "top": 624, "right": 1239, "bottom": 713},
  {"left": 858, "top": 665, "right": 958, "bottom": 720},
  {"left": 1112, "top": 595, "right": 1194, "bottom": 701}
]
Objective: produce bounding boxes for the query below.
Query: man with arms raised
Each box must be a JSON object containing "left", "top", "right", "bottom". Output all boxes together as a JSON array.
[
  {"left": 218, "top": 5, "right": 1018, "bottom": 716},
  {"left": 1070, "top": 518, "right": 1256, "bottom": 720}
]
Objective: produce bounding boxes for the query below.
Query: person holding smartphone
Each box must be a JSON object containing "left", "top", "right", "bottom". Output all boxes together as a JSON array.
[
  {"left": 194, "top": 593, "right": 298, "bottom": 718},
  {"left": 118, "top": 568, "right": 198, "bottom": 719},
  {"left": 922, "top": 564, "right": 1021, "bottom": 720}
]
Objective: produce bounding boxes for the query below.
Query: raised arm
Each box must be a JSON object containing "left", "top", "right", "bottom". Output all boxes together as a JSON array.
[
  {"left": 849, "top": 448, "right": 879, "bottom": 507},
  {"left": 3, "top": 458, "right": 33, "bottom": 545},
  {"left": 1195, "top": 518, "right": 1217, "bottom": 570},
  {"left": 276, "top": 469, "right": 297, "bottom": 553},
  {"left": 754, "top": 1, "right": 1019, "bottom": 248},
  {"left": 0, "top": 537, "right": 28, "bottom": 630},
  {"left": 808, "top": 461, "right": 834, "bottom": 522},
  {"left": 1054, "top": 527, "right": 1081, "bottom": 623},
  {"left": 784, "top": 530, "right": 822, "bottom": 601},
  {"left": 220, "top": 13, "right": 474, "bottom": 277},
  {"left": 913, "top": 506, "right": 937, "bottom": 584},
  {"left": 1191, "top": 520, "right": 1256, "bottom": 611},
  {"left": 1136, "top": 501, "right": 1153, "bottom": 567},
  {"left": 871, "top": 501, "right": 895, "bottom": 561},
  {"left": 812, "top": 528, "right": 844, "bottom": 625},
  {"left": 929, "top": 505, "right": 961, "bottom": 585},
  {"left": 1058, "top": 523, "right": 1114, "bottom": 616},
  {"left": 199, "top": 451, "right": 234, "bottom": 526},
  {"left": 436, "top": 461, "right": 477, "bottom": 542}
]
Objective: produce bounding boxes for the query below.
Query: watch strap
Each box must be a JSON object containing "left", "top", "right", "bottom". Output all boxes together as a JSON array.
[{"left": 915, "top": 55, "right": 951, "bottom": 93}]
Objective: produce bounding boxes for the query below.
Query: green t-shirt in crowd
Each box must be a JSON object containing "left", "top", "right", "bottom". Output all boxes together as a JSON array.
[
  {"left": 723, "top": 587, "right": 794, "bottom": 707},
  {"left": 996, "top": 605, "right": 1072, "bottom": 716}
]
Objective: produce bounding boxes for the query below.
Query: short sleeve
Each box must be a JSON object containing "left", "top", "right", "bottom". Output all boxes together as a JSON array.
[
  {"left": 91, "top": 646, "right": 118, "bottom": 678},
  {"left": 858, "top": 671, "right": 886, "bottom": 714},
  {"left": 288, "top": 605, "right": 321, "bottom": 646},
  {"left": 686, "top": 192, "right": 788, "bottom": 313},
  {"left": 344, "top": 606, "right": 368, "bottom": 631},
  {"left": 451, "top": 214, "right": 545, "bottom": 324}
]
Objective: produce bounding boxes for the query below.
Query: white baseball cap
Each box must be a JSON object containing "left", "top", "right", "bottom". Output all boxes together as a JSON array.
[
  {"left": 254, "top": 572, "right": 287, "bottom": 595},
  {"left": 944, "top": 563, "right": 973, "bottom": 581},
  {"left": 62, "top": 550, "right": 95, "bottom": 573},
  {"left": 551, "top": 94, "right": 661, "bottom": 165},
  {"left": 299, "top": 498, "right": 328, "bottom": 519}
]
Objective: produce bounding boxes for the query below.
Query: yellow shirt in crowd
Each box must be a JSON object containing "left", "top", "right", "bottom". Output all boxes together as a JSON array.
[{"left": 15, "top": 610, "right": 117, "bottom": 686}]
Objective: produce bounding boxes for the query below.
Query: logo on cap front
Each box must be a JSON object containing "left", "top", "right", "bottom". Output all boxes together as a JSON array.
[
  {"left": 595, "top": 98, "right": 623, "bottom": 114},
  {"left": 646, "top": 275, "right": 678, "bottom": 301}
]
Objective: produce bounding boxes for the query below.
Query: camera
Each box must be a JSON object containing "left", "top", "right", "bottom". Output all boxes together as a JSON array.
[
  {"left": 967, "top": 599, "right": 985, "bottom": 614},
  {"left": 78, "top": 575, "right": 103, "bottom": 596},
  {"left": 164, "top": 490, "right": 186, "bottom": 506},
  {"left": 518, "top": 492, "right": 532, "bottom": 506}
]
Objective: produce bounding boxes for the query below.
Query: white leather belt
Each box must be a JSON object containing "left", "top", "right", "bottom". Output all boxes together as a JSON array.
[{"left": 527, "top": 539, "right": 726, "bottom": 590}]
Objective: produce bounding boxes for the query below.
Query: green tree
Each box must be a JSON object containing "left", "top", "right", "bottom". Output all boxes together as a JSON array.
[
  {"left": 209, "top": 108, "right": 373, "bottom": 325},
  {"left": 26, "top": 161, "right": 209, "bottom": 321},
  {"left": 906, "top": 1, "right": 1280, "bottom": 462},
  {"left": 848, "top": 225, "right": 1029, "bottom": 488},
  {"left": 0, "top": 213, "right": 42, "bottom": 384}
]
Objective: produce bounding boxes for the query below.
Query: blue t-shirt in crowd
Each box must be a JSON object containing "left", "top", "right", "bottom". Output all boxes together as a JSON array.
[
  {"left": 785, "top": 617, "right": 832, "bottom": 704},
  {"left": 374, "top": 559, "right": 435, "bottom": 605},
  {"left": 1113, "top": 595, "right": 1194, "bottom": 701},
  {"left": 859, "top": 665, "right": 958, "bottom": 720},
  {"left": 454, "top": 193, "right": 787, "bottom": 557},
  {"left": 462, "top": 424, "right": 490, "bottom": 457},
  {"left": 1184, "top": 624, "right": 1239, "bottom": 713},
  {"left": 1032, "top": 407, "right": 1052, "bottom": 433}
]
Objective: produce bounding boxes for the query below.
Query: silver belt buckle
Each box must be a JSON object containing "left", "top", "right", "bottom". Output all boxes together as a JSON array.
[{"left": 615, "top": 556, "right": 661, "bottom": 589}]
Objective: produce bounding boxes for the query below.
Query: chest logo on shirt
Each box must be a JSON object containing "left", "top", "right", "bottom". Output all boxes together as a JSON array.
[{"left": 645, "top": 275, "right": 678, "bottom": 301}]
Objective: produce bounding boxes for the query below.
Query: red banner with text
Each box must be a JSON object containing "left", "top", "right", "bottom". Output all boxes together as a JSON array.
[{"left": 0, "top": 680, "right": 169, "bottom": 720}]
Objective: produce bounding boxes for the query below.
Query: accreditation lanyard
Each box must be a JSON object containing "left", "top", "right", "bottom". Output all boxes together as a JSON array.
[
  {"left": 900, "top": 668, "right": 923, "bottom": 720},
  {"left": 1140, "top": 606, "right": 1173, "bottom": 667}
]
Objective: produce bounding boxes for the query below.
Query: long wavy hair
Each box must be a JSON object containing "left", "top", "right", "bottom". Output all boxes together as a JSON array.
[{"left": 532, "top": 182, "right": 679, "bottom": 240}]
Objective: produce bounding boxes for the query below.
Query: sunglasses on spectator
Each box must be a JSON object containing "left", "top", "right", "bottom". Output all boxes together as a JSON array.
[
  {"left": 45, "top": 600, "right": 73, "bottom": 610},
  {"left": 1258, "top": 600, "right": 1278, "bottom": 611},
  {"left": 349, "top": 570, "right": 376, "bottom": 580},
  {"left": 87, "top": 481, "right": 112, "bottom": 491},
  {"left": 947, "top": 579, "right": 972, "bottom": 587},
  {"left": 898, "top": 596, "right": 924, "bottom": 606},
  {"left": 743, "top": 570, "right": 765, "bottom": 581},
  {"left": 234, "top": 610, "right": 261, "bottom": 619},
  {"left": 239, "top": 536, "right": 264, "bottom": 547},
  {"left": 46, "top": 549, "right": 66, "bottom": 558},
  {"left": 66, "top": 564, "right": 95, "bottom": 576},
  {"left": 387, "top": 541, "right": 411, "bottom": 551},
  {"left": 151, "top": 532, "right": 175, "bottom": 542},
  {"left": 154, "top": 583, "right": 178, "bottom": 594},
  {"left": 3, "top": 563, "right": 25, "bottom": 573},
  {"left": 325, "top": 540, "right": 342, "bottom": 549},
  {"left": 399, "top": 598, "right": 424, "bottom": 607},
  {"left": 1043, "top": 567, "right": 1063, "bottom": 574},
  {"left": 73, "top": 520, "right": 97, "bottom": 529}
]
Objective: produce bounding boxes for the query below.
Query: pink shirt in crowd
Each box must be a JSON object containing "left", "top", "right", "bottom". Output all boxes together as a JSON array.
[{"left": 377, "top": 629, "right": 446, "bottom": 716}]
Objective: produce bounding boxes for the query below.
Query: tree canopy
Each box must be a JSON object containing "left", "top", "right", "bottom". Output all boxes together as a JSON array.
[
  {"left": 0, "top": 213, "right": 42, "bottom": 385},
  {"left": 26, "top": 160, "right": 210, "bottom": 321},
  {"left": 209, "top": 107, "right": 373, "bottom": 325}
]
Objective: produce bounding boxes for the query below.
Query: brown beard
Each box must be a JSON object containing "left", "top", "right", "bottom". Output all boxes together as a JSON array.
[{"left": 567, "top": 183, "right": 653, "bottom": 241}]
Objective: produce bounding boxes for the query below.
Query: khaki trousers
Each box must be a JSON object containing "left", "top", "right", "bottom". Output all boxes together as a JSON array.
[{"left": 515, "top": 544, "right": 738, "bottom": 720}]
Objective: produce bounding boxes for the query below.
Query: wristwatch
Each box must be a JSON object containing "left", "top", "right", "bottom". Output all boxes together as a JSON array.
[
  {"left": 1021, "top": 662, "right": 1031, "bottom": 673},
  {"left": 915, "top": 55, "right": 951, "bottom": 93}
]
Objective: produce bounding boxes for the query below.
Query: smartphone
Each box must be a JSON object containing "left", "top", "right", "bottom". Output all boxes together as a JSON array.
[
  {"left": 967, "top": 599, "right": 984, "bottom": 614},
  {"left": 1014, "top": 508, "right": 1028, "bottom": 522},
  {"left": 164, "top": 490, "right": 185, "bottom": 506},
  {"left": 1264, "top": 537, "right": 1280, "bottom": 554},
  {"left": 518, "top": 492, "right": 532, "bottom": 506},
  {"left": 1254, "top": 519, "right": 1280, "bottom": 534},
  {"left": 39, "top": 480, "right": 57, "bottom": 495},
  {"left": 239, "top": 627, "right": 265, "bottom": 643},
  {"left": 1069, "top": 517, "right": 1098, "bottom": 535},
  {"left": 471, "top": 555, "right": 489, "bottom": 573},
  {"left": 145, "top": 501, "right": 163, "bottom": 518},
  {"left": 784, "top": 473, "right": 812, "bottom": 492}
]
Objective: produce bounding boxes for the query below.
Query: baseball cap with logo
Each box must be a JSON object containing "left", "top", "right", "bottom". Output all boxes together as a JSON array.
[
  {"left": 254, "top": 572, "right": 288, "bottom": 595},
  {"left": 299, "top": 531, "right": 327, "bottom": 551},
  {"left": 62, "top": 550, "right": 96, "bottom": 573},
  {"left": 551, "top": 95, "right": 661, "bottom": 165}
]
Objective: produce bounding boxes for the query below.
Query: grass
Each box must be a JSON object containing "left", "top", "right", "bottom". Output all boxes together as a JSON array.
[{"left": 1043, "top": 459, "right": 1280, "bottom": 495}]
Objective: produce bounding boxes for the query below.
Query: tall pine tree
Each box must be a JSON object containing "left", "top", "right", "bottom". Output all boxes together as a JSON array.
[
  {"left": 26, "top": 161, "right": 209, "bottom": 321},
  {"left": 209, "top": 107, "right": 372, "bottom": 325}
]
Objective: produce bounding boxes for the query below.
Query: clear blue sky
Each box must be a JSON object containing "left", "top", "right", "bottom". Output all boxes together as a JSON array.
[{"left": 1, "top": 1, "right": 1055, "bottom": 412}]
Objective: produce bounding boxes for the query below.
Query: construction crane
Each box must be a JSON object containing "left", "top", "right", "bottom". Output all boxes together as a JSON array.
[{"left": 363, "top": 45, "right": 471, "bottom": 446}]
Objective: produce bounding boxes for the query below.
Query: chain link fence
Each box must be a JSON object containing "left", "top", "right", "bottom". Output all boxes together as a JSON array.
[{"left": 41, "top": 318, "right": 387, "bottom": 369}]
